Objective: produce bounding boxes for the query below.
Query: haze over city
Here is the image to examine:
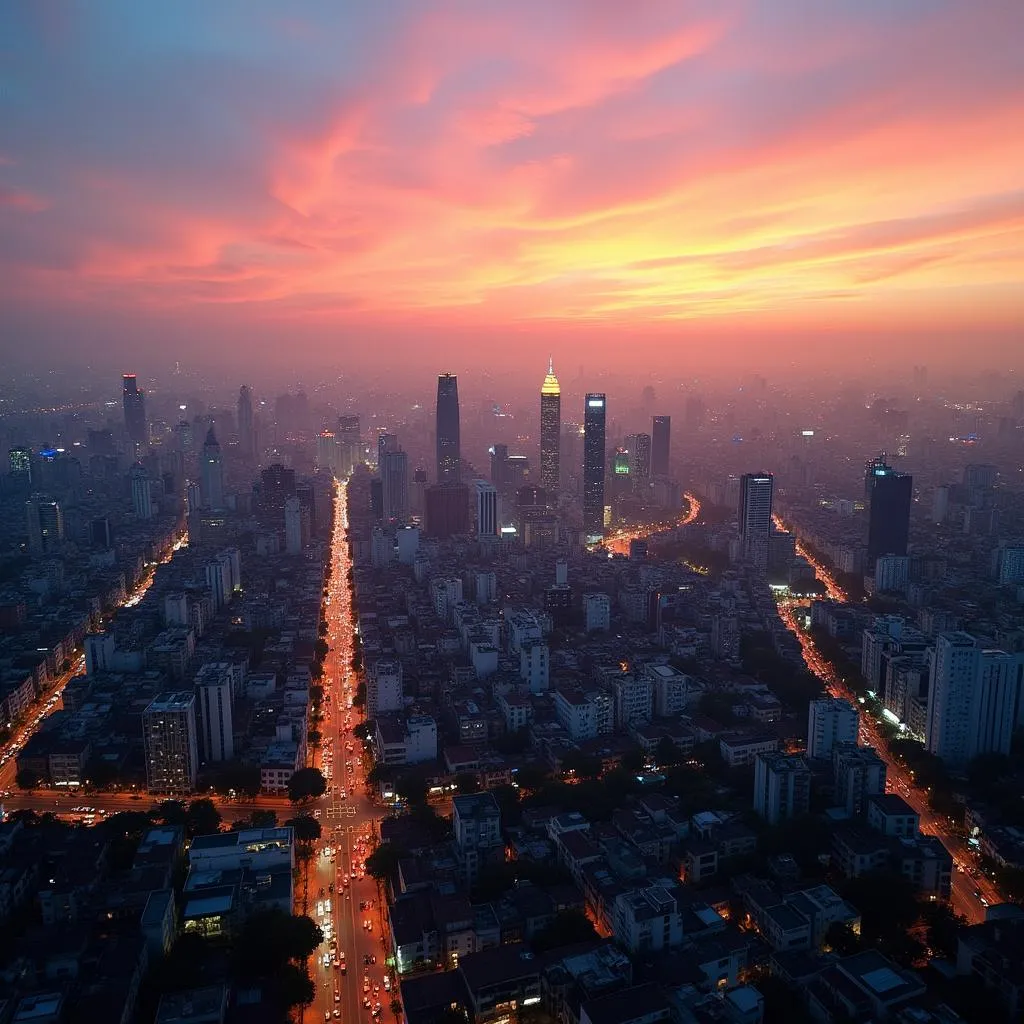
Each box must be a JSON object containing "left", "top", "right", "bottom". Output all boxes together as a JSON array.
[{"left": 3, "top": 5, "right": 1024, "bottom": 1024}]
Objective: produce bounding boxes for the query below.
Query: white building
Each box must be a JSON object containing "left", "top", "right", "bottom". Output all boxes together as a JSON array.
[
  {"left": 189, "top": 826, "right": 294, "bottom": 873},
  {"left": 807, "top": 697, "right": 859, "bottom": 760},
  {"left": 284, "top": 495, "right": 303, "bottom": 555},
  {"left": 873, "top": 555, "right": 910, "bottom": 594},
  {"left": 368, "top": 658, "right": 403, "bottom": 718},
  {"left": 143, "top": 692, "right": 199, "bottom": 794},
  {"left": 584, "top": 593, "right": 611, "bottom": 632},
  {"left": 612, "top": 673, "right": 652, "bottom": 730},
  {"left": 926, "top": 633, "right": 1024, "bottom": 765},
  {"left": 507, "top": 611, "right": 543, "bottom": 654},
  {"left": 643, "top": 663, "right": 696, "bottom": 717},
  {"left": 753, "top": 752, "right": 811, "bottom": 824},
  {"left": 374, "top": 714, "right": 437, "bottom": 766},
  {"left": 520, "top": 641, "right": 549, "bottom": 693},
  {"left": 611, "top": 886, "right": 684, "bottom": 954},
  {"left": 470, "top": 640, "right": 499, "bottom": 679},
  {"left": 473, "top": 479, "right": 499, "bottom": 538},
  {"left": 197, "top": 670, "right": 234, "bottom": 762},
  {"left": 498, "top": 693, "right": 532, "bottom": 733},
  {"left": 475, "top": 570, "right": 497, "bottom": 605},
  {"left": 554, "top": 688, "right": 597, "bottom": 742},
  {"left": 431, "top": 576, "right": 463, "bottom": 621}
]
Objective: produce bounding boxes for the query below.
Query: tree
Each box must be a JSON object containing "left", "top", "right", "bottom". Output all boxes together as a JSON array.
[
  {"left": 532, "top": 909, "right": 598, "bottom": 953},
  {"left": 839, "top": 870, "right": 919, "bottom": 947},
  {"left": 453, "top": 772, "right": 480, "bottom": 794},
  {"left": 15, "top": 768, "right": 39, "bottom": 790},
  {"left": 390, "top": 998, "right": 403, "bottom": 1017},
  {"left": 308, "top": 730, "right": 322, "bottom": 747},
  {"left": 234, "top": 910, "right": 323, "bottom": 977},
  {"left": 353, "top": 679, "right": 366, "bottom": 705},
  {"left": 277, "top": 962, "right": 316, "bottom": 1009},
  {"left": 824, "top": 922, "right": 862, "bottom": 956},
  {"left": 315, "top": 639, "right": 329, "bottom": 661},
  {"left": 286, "top": 814, "right": 322, "bottom": 844},
  {"left": 207, "top": 761, "right": 262, "bottom": 798},
  {"left": 620, "top": 745, "right": 646, "bottom": 773},
  {"left": 153, "top": 799, "right": 187, "bottom": 825},
  {"left": 287, "top": 767, "right": 327, "bottom": 803},
  {"left": 83, "top": 755, "right": 119, "bottom": 790},
  {"left": 367, "top": 763, "right": 394, "bottom": 786},
  {"left": 100, "top": 810, "right": 156, "bottom": 839},
  {"left": 250, "top": 809, "right": 278, "bottom": 828},
  {"left": 353, "top": 722, "right": 371, "bottom": 740},
  {"left": 365, "top": 842, "right": 402, "bottom": 882},
  {"left": 494, "top": 728, "right": 530, "bottom": 755},
  {"left": 184, "top": 798, "right": 222, "bottom": 839},
  {"left": 310, "top": 685, "right": 324, "bottom": 708}
]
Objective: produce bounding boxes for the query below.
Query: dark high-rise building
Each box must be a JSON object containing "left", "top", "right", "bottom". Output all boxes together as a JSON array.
[
  {"left": 338, "top": 415, "right": 361, "bottom": 475},
  {"left": 490, "top": 444, "right": 509, "bottom": 490},
  {"left": 436, "top": 373, "right": 461, "bottom": 483},
  {"left": 90, "top": 517, "right": 112, "bottom": 549},
  {"left": 651, "top": 416, "right": 671, "bottom": 477},
  {"left": 200, "top": 426, "right": 224, "bottom": 509},
  {"left": 237, "top": 385, "right": 255, "bottom": 460},
  {"left": 25, "top": 494, "right": 64, "bottom": 554},
  {"left": 626, "top": 433, "right": 652, "bottom": 481},
  {"left": 425, "top": 482, "right": 469, "bottom": 538},
  {"left": 378, "top": 432, "right": 398, "bottom": 468},
  {"left": 260, "top": 463, "right": 296, "bottom": 524},
  {"left": 122, "top": 374, "right": 147, "bottom": 445},
  {"left": 583, "top": 393, "right": 607, "bottom": 539},
  {"left": 296, "top": 481, "right": 317, "bottom": 537},
  {"left": 381, "top": 449, "right": 409, "bottom": 523},
  {"left": 739, "top": 473, "right": 774, "bottom": 540},
  {"left": 540, "top": 358, "right": 561, "bottom": 495},
  {"left": 865, "top": 457, "right": 913, "bottom": 564},
  {"left": 8, "top": 447, "right": 31, "bottom": 479}
]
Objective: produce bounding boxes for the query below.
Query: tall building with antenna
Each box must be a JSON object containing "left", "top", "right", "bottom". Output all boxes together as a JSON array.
[
  {"left": 540, "top": 358, "right": 561, "bottom": 496},
  {"left": 122, "top": 374, "right": 147, "bottom": 446}
]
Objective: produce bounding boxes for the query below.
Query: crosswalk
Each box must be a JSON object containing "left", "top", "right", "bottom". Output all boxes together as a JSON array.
[{"left": 325, "top": 802, "right": 357, "bottom": 819}]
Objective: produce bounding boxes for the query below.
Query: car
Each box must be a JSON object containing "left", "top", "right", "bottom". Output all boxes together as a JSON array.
[
  {"left": 325, "top": 1013, "right": 332, "bottom": 1022},
  {"left": 384, "top": 977, "right": 391, "bottom": 992},
  {"left": 363, "top": 981, "right": 370, "bottom": 993},
  {"left": 334, "top": 1012, "right": 341, "bottom": 1020}
]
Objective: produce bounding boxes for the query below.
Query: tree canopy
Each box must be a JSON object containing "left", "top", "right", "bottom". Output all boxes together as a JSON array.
[
  {"left": 287, "top": 767, "right": 327, "bottom": 803},
  {"left": 286, "top": 814, "right": 322, "bottom": 844},
  {"left": 184, "top": 798, "right": 222, "bottom": 839}
]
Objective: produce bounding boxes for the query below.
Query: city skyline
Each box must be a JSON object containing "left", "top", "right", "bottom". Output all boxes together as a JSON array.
[{"left": 1, "top": 2, "right": 1023, "bottom": 372}]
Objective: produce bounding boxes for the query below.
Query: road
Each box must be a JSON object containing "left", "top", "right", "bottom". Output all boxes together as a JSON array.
[
  {"left": 774, "top": 546, "right": 1001, "bottom": 923},
  {"left": 306, "top": 478, "right": 390, "bottom": 1024},
  {"left": 0, "top": 532, "right": 186, "bottom": 793},
  {"left": 602, "top": 491, "right": 702, "bottom": 556}
]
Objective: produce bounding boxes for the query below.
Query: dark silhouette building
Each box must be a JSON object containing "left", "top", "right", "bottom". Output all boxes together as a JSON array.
[
  {"left": 122, "top": 374, "right": 147, "bottom": 445},
  {"left": 237, "top": 385, "right": 255, "bottom": 459},
  {"left": 260, "top": 463, "right": 296, "bottom": 524},
  {"left": 865, "top": 456, "right": 913, "bottom": 564},
  {"left": 652, "top": 416, "right": 671, "bottom": 477},
  {"left": 583, "top": 393, "right": 607, "bottom": 539},
  {"left": 436, "top": 373, "right": 461, "bottom": 484},
  {"left": 425, "top": 482, "right": 469, "bottom": 538}
]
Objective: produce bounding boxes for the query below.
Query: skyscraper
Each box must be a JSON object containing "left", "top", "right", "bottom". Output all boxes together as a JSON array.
[
  {"left": 425, "top": 482, "right": 469, "bottom": 538},
  {"left": 738, "top": 473, "right": 774, "bottom": 540},
  {"left": 8, "top": 447, "right": 31, "bottom": 479},
  {"left": 284, "top": 495, "right": 303, "bottom": 554},
  {"left": 130, "top": 463, "right": 153, "bottom": 520},
  {"left": 25, "top": 494, "right": 64, "bottom": 554},
  {"left": 237, "top": 385, "right": 255, "bottom": 460},
  {"left": 540, "top": 358, "right": 561, "bottom": 495},
  {"left": 200, "top": 426, "right": 224, "bottom": 509},
  {"left": 626, "top": 432, "right": 652, "bottom": 483},
  {"left": 338, "top": 415, "right": 361, "bottom": 475},
  {"left": 436, "top": 373, "right": 461, "bottom": 483},
  {"left": 865, "top": 456, "right": 913, "bottom": 564},
  {"left": 122, "top": 374, "right": 147, "bottom": 445},
  {"left": 651, "top": 416, "right": 671, "bottom": 477},
  {"left": 260, "top": 463, "right": 296, "bottom": 524},
  {"left": 583, "top": 394, "right": 607, "bottom": 540},
  {"left": 473, "top": 479, "right": 499, "bottom": 537},
  {"left": 378, "top": 432, "right": 399, "bottom": 468},
  {"left": 739, "top": 472, "right": 773, "bottom": 569},
  {"left": 382, "top": 449, "right": 409, "bottom": 522}
]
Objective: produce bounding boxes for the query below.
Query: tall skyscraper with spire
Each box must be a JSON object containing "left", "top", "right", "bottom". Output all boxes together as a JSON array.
[
  {"left": 201, "top": 425, "right": 225, "bottom": 509},
  {"left": 237, "top": 385, "right": 254, "bottom": 460},
  {"left": 122, "top": 374, "right": 147, "bottom": 446},
  {"left": 540, "top": 358, "right": 561, "bottom": 496},
  {"left": 436, "top": 373, "right": 461, "bottom": 483}
]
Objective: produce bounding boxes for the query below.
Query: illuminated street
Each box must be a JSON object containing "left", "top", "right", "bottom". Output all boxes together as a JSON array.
[
  {"left": 775, "top": 567, "right": 1002, "bottom": 924},
  {"left": 602, "top": 490, "right": 702, "bottom": 556},
  {"left": 306, "top": 479, "right": 390, "bottom": 1024},
  {"left": 0, "top": 530, "right": 187, "bottom": 795}
]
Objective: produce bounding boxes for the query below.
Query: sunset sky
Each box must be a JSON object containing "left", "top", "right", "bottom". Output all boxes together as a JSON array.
[{"left": 1, "top": 1, "right": 1022, "bottom": 371}]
